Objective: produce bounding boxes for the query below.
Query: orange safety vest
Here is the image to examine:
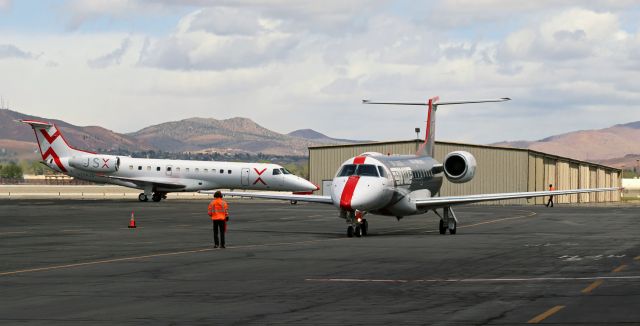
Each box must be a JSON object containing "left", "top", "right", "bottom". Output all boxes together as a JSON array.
[
  {"left": 208, "top": 198, "right": 229, "bottom": 221},
  {"left": 549, "top": 186, "right": 555, "bottom": 191}
]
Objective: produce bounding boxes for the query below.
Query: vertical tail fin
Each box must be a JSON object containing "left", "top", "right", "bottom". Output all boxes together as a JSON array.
[
  {"left": 417, "top": 96, "right": 439, "bottom": 157},
  {"left": 19, "top": 120, "right": 90, "bottom": 172},
  {"left": 362, "top": 97, "right": 511, "bottom": 157}
]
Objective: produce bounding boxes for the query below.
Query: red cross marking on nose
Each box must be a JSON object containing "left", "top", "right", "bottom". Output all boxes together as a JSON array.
[{"left": 102, "top": 158, "right": 110, "bottom": 168}]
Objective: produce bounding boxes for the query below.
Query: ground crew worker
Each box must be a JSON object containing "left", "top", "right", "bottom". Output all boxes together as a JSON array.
[
  {"left": 546, "top": 184, "right": 555, "bottom": 207},
  {"left": 208, "top": 191, "right": 229, "bottom": 248}
]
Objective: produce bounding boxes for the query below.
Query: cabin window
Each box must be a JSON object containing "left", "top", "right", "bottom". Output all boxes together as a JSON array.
[
  {"left": 167, "top": 167, "right": 172, "bottom": 172},
  {"left": 204, "top": 169, "right": 208, "bottom": 173},
  {"left": 356, "top": 164, "right": 379, "bottom": 177},
  {"left": 129, "top": 165, "right": 133, "bottom": 170},
  {"left": 138, "top": 166, "right": 142, "bottom": 170},
  {"left": 273, "top": 169, "right": 282, "bottom": 175},
  {"left": 377, "top": 166, "right": 386, "bottom": 178},
  {"left": 220, "top": 169, "right": 224, "bottom": 174},
  {"left": 186, "top": 168, "right": 190, "bottom": 172},
  {"left": 156, "top": 167, "right": 161, "bottom": 171},
  {"left": 228, "top": 170, "right": 232, "bottom": 174},
  {"left": 195, "top": 168, "right": 199, "bottom": 173}
]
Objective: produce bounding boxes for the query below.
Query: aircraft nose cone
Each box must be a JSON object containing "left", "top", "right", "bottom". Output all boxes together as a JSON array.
[
  {"left": 294, "top": 177, "right": 319, "bottom": 192},
  {"left": 336, "top": 176, "right": 386, "bottom": 211}
]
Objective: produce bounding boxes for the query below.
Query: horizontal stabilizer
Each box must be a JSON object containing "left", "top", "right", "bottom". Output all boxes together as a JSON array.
[
  {"left": 362, "top": 98, "right": 511, "bottom": 106},
  {"left": 18, "top": 119, "right": 53, "bottom": 128}
]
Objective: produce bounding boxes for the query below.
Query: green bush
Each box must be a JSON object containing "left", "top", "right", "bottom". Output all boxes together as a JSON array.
[{"left": 0, "top": 162, "right": 23, "bottom": 179}]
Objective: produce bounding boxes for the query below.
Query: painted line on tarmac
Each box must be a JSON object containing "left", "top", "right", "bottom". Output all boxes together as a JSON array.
[
  {"left": 459, "top": 210, "right": 537, "bottom": 229},
  {"left": 0, "top": 231, "right": 28, "bottom": 236},
  {"left": 613, "top": 264, "right": 628, "bottom": 273},
  {"left": 305, "top": 275, "right": 640, "bottom": 284},
  {"left": 399, "top": 210, "right": 537, "bottom": 235},
  {"left": 527, "top": 305, "right": 565, "bottom": 324},
  {"left": 0, "top": 238, "right": 344, "bottom": 277},
  {"left": 0, "top": 210, "right": 538, "bottom": 276},
  {"left": 581, "top": 279, "right": 604, "bottom": 294}
]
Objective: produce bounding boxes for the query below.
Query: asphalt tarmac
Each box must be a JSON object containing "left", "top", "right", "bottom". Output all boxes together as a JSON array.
[{"left": 1, "top": 199, "right": 639, "bottom": 325}]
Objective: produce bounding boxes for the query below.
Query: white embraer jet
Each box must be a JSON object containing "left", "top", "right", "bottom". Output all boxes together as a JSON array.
[
  {"left": 209, "top": 97, "right": 620, "bottom": 237},
  {"left": 21, "top": 120, "right": 318, "bottom": 202}
]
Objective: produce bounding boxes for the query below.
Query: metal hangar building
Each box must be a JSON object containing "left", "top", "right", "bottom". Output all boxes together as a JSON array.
[{"left": 309, "top": 140, "right": 621, "bottom": 205}]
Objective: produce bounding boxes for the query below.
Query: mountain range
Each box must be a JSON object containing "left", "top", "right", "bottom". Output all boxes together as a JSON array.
[
  {"left": 492, "top": 121, "right": 640, "bottom": 168},
  {"left": 0, "top": 109, "right": 358, "bottom": 159},
  {"left": 1, "top": 108, "right": 639, "bottom": 168}
]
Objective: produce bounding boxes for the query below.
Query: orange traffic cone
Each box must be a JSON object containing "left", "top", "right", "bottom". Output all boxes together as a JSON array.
[{"left": 128, "top": 211, "right": 136, "bottom": 228}]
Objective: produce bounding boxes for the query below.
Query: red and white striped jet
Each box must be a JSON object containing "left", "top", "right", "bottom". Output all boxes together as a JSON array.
[
  {"left": 21, "top": 120, "right": 318, "bottom": 202},
  {"left": 214, "top": 97, "right": 620, "bottom": 237}
]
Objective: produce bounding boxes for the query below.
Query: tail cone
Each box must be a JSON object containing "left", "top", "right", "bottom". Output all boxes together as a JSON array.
[{"left": 128, "top": 211, "right": 136, "bottom": 228}]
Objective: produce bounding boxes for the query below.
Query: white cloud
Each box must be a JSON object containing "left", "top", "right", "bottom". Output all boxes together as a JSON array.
[
  {"left": 0, "top": 44, "right": 37, "bottom": 59},
  {"left": 2, "top": 2, "right": 640, "bottom": 146},
  {"left": 139, "top": 9, "right": 299, "bottom": 71},
  {"left": 87, "top": 38, "right": 131, "bottom": 68}
]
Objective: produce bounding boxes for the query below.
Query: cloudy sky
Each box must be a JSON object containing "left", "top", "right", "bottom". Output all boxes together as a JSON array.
[{"left": 1, "top": 0, "right": 639, "bottom": 143}]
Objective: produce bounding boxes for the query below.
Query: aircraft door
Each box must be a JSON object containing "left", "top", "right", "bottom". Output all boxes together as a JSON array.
[
  {"left": 165, "top": 165, "right": 172, "bottom": 176},
  {"left": 241, "top": 168, "right": 250, "bottom": 186}
]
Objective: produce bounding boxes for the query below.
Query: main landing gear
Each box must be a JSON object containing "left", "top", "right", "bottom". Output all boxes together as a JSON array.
[
  {"left": 435, "top": 206, "right": 458, "bottom": 235},
  {"left": 345, "top": 211, "right": 368, "bottom": 238},
  {"left": 138, "top": 192, "right": 167, "bottom": 202}
]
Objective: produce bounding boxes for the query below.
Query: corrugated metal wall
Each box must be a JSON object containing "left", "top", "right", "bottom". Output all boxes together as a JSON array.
[
  {"left": 434, "top": 143, "right": 529, "bottom": 205},
  {"left": 309, "top": 140, "right": 621, "bottom": 205}
]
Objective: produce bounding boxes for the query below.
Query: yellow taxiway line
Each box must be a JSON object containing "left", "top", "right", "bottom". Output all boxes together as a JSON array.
[{"left": 527, "top": 305, "right": 565, "bottom": 324}]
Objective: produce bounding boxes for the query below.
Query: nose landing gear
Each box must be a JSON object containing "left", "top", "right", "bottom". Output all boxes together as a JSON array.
[{"left": 345, "top": 211, "right": 368, "bottom": 238}]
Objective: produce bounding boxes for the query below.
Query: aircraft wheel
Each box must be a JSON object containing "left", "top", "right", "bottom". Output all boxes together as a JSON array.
[
  {"left": 355, "top": 225, "right": 362, "bottom": 238},
  {"left": 152, "top": 193, "right": 162, "bottom": 202},
  {"left": 347, "top": 226, "right": 354, "bottom": 238},
  {"left": 138, "top": 193, "right": 148, "bottom": 202},
  {"left": 449, "top": 221, "right": 457, "bottom": 235},
  {"left": 439, "top": 220, "right": 446, "bottom": 234},
  {"left": 361, "top": 219, "right": 368, "bottom": 236},
  {"left": 290, "top": 200, "right": 298, "bottom": 205}
]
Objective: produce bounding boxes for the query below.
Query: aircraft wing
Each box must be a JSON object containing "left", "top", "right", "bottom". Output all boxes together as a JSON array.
[
  {"left": 200, "top": 191, "right": 334, "bottom": 204},
  {"left": 106, "top": 175, "right": 187, "bottom": 190},
  {"left": 414, "top": 187, "right": 621, "bottom": 208}
]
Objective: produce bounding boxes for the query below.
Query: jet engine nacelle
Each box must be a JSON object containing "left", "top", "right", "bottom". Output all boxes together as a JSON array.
[
  {"left": 69, "top": 155, "right": 120, "bottom": 173},
  {"left": 443, "top": 151, "right": 476, "bottom": 183}
]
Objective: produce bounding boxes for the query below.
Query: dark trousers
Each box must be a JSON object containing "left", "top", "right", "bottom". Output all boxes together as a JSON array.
[
  {"left": 212, "top": 220, "right": 225, "bottom": 246},
  {"left": 546, "top": 196, "right": 554, "bottom": 207}
]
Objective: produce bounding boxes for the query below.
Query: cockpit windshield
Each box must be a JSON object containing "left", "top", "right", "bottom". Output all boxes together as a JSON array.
[
  {"left": 280, "top": 168, "right": 291, "bottom": 175},
  {"left": 273, "top": 168, "right": 282, "bottom": 175},
  {"left": 338, "top": 164, "right": 380, "bottom": 177},
  {"left": 338, "top": 164, "right": 357, "bottom": 177},
  {"left": 357, "top": 164, "right": 379, "bottom": 177}
]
